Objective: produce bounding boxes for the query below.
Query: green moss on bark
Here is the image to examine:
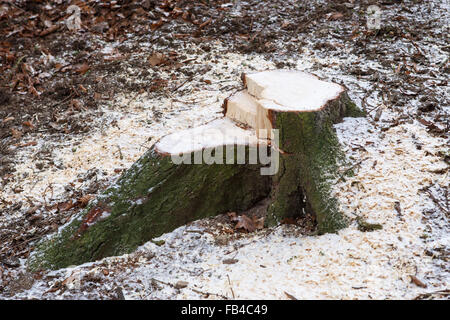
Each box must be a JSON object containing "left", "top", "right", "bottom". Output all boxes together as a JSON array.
[
  {"left": 29, "top": 147, "right": 271, "bottom": 271},
  {"left": 265, "top": 92, "right": 363, "bottom": 233},
  {"left": 29, "top": 90, "right": 364, "bottom": 271}
]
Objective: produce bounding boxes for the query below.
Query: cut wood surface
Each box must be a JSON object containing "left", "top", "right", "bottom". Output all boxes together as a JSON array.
[
  {"left": 29, "top": 70, "right": 364, "bottom": 270},
  {"left": 244, "top": 70, "right": 345, "bottom": 111}
]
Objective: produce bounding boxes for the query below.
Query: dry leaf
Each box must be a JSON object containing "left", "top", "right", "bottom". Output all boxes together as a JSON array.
[
  {"left": 11, "top": 128, "right": 22, "bottom": 139},
  {"left": 227, "top": 211, "right": 237, "bottom": 221},
  {"left": 57, "top": 200, "right": 74, "bottom": 212},
  {"left": 2, "top": 117, "right": 15, "bottom": 123},
  {"left": 410, "top": 275, "right": 427, "bottom": 288},
  {"left": 328, "top": 12, "right": 344, "bottom": 20},
  {"left": 78, "top": 194, "right": 94, "bottom": 207},
  {"left": 253, "top": 216, "right": 265, "bottom": 230},
  {"left": 281, "top": 20, "right": 290, "bottom": 29},
  {"left": 40, "top": 25, "right": 59, "bottom": 37},
  {"left": 223, "top": 259, "right": 239, "bottom": 265},
  {"left": 70, "top": 99, "right": 83, "bottom": 110},
  {"left": 174, "top": 281, "right": 188, "bottom": 289},
  {"left": 75, "top": 63, "right": 89, "bottom": 75},
  {"left": 17, "top": 141, "right": 37, "bottom": 148},
  {"left": 234, "top": 214, "right": 256, "bottom": 232},
  {"left": 199, "top": 18, "right": 212, "bottom": 29},
  {"left": 148, "top": 52, "right": 166, "bottom": 66},
  {"left": 22, "top": 121, "right": 34, "bottom": 128},
  {"left": 284, "top": 291, "right": 298, "bottom": 300},
  {"left": 151, "top": 18, "right": 167, "bottom": 31}
]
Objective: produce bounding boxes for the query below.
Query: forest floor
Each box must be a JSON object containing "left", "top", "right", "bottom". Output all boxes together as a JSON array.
[{"left": 0, "top": 0, "right": 448, "bottom": 299}]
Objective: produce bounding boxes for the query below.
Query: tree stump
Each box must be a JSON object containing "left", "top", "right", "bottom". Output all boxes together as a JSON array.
[{"left": 29, "top": 70, "right": 364, "bottom": 270}]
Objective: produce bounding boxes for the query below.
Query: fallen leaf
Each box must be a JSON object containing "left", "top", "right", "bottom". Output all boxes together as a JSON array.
[
  {"left": 199, "top": 18, "right": 212, "bottom": 29},
  {"left": 151, "top": 18, "right": 167, "bottom": 31},
  {"left": 223, "top": 259, "right": 239, "bottom": 265},
  {"left": 16, "top": 141, "right": 37, "bottom": 148},
  {"left": 22, "top": 121, "right": 34, "bottom": 128},
  {"left": 234, "top": 214, "right": 256, "bottom": 232},
  {"left": 57, "top": 200, "right": 74, "bottom": 212},
  {"left": 62, "top": 273, "right": 79, "bottom": 287},
  {"left": 11, "top": 128, "right": 22, "bottom": 139},
  {"left": 148, "top": 52, "right": 166, "bottom": 66},
  {"left": 328, "top": 12, "right": 344, "bottom": 20},
  {"left": 70, "top": 99, "right": 83, "bottom": 110},
  {"left": 74, "top": 63, "right": 89, "bottom": 75},
  {"left": 253, "top": 216, "right": 265, "bottom": 230},
  {"left": 227, "top": 212, "right": 237, "bottom": 221},
  {"left": 410, "top": 275, "right": 427, "bottom": 288},
  {"left": 2, "top": 117, "right": 15, "bottom": 123},
  {"left": 284, "top": 291, "right": 298, "bottom": 300},
  {"left": 40, "top": 25, "right": 59, "bottom": 37},
  {"left": 174, "top": 281, "right": 188, "bottom": 289},
  {"left": 78, "top": 194, "right": 94, "bottom": 207}
]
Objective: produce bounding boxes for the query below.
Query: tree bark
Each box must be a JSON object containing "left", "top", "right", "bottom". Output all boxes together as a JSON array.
[{"left": 29, "top": 71, "right": 364, "bottom": 270}]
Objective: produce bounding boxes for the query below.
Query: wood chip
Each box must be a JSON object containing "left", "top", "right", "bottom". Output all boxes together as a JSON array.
[
  {"left": 410, "top": 275, "right": 427, "bottom": 288},
  {"left": 174, "top": 281, "right": 189, "bottom": 289}
]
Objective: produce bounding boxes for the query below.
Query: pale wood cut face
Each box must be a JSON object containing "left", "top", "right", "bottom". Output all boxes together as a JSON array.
[
  {"left": 155, "top": 118, "right": 264, "bottom": 155},
  {"left": 244, "top": 70, "right": 345, "bottom": 112},
  {"left": 157, "top": 70, "right": 346, "bottom": 154},
  {"left": 225, "top": 90, "right": 258, "bottom": 128}
]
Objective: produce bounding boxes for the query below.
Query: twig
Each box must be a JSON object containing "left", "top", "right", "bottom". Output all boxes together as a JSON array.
[
  {"left": 413, "top": 289, "right": 449, "bottom": 300},
  {"left": 425, "top": 188, "right": 449, "bottom": 218},
  {"left": 361, "top": 84, "right": 377, "bottom": 113},
  {"left": 126, "top": 91, "right": 141, "bottom": 105},
  {"left": 51, "top": 93, "right": 75, "bottom": 108},
  {"left": 116, "top": 145, "right": 123, "bottom": 160},
  {"left": 173, "top": 77, "right": 191, "bottom": 92},
  {"left": 250, "top": 24, "right": 266, "bottom": 42},
  {"left": 151, "top": 278, "right": 229, "bottom": 299},
  {"left": 335, "top": 158, "right": 367, "bottom": 183},
  {"left": 227, "top": 275, "right": 235, "bottom": 299}
]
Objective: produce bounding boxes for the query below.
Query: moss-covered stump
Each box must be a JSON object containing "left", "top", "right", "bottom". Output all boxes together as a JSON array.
[
  {"left": 28, "top": 119, "right": 272, "bottom": 270},
  {"left": 29, "top": 70, "right": 364, "bottom": 270},
  {"left": 228, "top": 71, "right": 364, "bottom": 231},
  {"left": 264, "top": 94, "right": 357, "bottom": 232}
]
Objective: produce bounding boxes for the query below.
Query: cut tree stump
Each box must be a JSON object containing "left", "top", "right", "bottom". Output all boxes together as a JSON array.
[{"left": 29, "top": 70, "right": 364, "bottom": 270}]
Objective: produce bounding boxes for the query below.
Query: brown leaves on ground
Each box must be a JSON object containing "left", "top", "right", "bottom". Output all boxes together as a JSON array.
[
  {"left": 227, "top": 212, "right": 264, "bottom": 233},
  {"left": 148, "top": 52, "right": 167, "bottom": 67},
  {"left": 46, "top": 194, "right": 94, "bottom": 213},
  {"left": 418, "top": 118, "right": 447, "bottom": 137},
  {"left": 327, "top": 12, "right": 344, "bottom": 21},
  {"left": 74, "top": 63, "right": 90, "bottom": 75}
]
